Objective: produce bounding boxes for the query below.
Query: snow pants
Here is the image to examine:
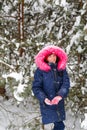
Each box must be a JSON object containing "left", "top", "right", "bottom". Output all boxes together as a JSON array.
[{"left": 53, "top": 121, "right": 65, "bottom": 130}]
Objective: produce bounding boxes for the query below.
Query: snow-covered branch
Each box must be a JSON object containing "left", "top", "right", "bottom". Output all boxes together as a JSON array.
[{"left": 0, "top": 60, "right": 16, "bottom": 71}]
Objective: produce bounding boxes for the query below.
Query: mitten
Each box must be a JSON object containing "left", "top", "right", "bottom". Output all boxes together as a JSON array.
[
  {"left": 51, "top": 96, "right": 62, "bottom": 105},
  {"left": 44, "top": 98, "right": 52, "bottom": 105}
]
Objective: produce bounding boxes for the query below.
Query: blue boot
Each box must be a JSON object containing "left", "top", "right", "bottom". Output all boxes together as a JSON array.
[{"left": 53, "top": 121, "right": 65, "bottom": 130}]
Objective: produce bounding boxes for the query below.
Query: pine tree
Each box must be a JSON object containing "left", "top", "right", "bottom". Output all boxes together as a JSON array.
[{"left": 0, "top": 0, "right": 87, "bottom": 129}]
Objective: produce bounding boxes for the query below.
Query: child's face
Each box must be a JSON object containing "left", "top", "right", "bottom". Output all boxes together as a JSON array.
[{"left": 46, "top": 54, "right": 57, "bottom": 63}]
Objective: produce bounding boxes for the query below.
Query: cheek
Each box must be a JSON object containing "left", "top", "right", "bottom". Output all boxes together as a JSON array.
[
  {"left": 47, "top": 57, "right": 51, "bottom": 62},
  {"left": 55, "top": 57, "right": 57, "bottom": 61},
  {"left": 48, "top": 58, "right": 52, "bottom": 62}
]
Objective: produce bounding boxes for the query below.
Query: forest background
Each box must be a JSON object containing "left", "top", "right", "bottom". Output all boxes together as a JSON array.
[{"left": 0, "top": 0, "right": 87, "bottom": 130}]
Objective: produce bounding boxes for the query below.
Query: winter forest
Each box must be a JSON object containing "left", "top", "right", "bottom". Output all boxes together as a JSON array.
[{"left": 0, "top": 0, "right": 87, "bottom": 130}]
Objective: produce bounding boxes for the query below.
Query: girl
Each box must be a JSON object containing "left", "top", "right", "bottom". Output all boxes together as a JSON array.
[{"left": 32, "top": 45, "right": 70, "bottom": 130}]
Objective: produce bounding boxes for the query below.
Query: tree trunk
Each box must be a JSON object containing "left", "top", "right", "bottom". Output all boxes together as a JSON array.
[
  {"left": 18, "top": 0, "right": 24, "bottom": 42},
  {"left": 18, "top": 2, "right": 21, "bottom": 41},
  {"left": 21, "top": 0, "right": 24, "bottom": 41}
]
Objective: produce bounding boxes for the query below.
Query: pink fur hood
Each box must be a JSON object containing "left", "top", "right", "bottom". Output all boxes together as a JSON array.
[{"left": 35, "top": 45, "right": 68, "bottom": 72}]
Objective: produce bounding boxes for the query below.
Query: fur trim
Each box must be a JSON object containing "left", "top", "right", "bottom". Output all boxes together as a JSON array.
[{"left": 35, "top": 45, "right": 68, "bottom": 71}]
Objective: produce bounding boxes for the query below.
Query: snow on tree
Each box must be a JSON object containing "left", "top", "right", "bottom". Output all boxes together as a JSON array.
[{"left": 0, "top": 0, "right": 87, "bottom": 130}]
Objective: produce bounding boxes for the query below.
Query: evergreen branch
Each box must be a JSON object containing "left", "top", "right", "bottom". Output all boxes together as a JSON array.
[
  {"left": 0, "top": 15, "right": 17, "bottom": 19},
  {"left": 0, "top": 60, "right": 16, "bottom": 71}
]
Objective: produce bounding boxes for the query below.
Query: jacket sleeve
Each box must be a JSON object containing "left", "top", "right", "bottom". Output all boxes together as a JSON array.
[
  {"left": 57, "top": 69, "right": 70, "bottom": 98},
  {"left": 32, "top": 69, "right": 47, "bottom": 103}
]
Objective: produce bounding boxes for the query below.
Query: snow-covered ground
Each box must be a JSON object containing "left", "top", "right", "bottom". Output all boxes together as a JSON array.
[
  {"left": 0, "top": 96, "right": 87, "bottom": 130},
  {"left": 0, "top": 96, "right": 40, "bottom": 130}
]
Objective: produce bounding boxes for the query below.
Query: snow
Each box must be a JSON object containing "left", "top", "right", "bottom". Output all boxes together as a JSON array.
[
  {"left": 81, "top": 113, "right": 87, "bottom": 129},
  {"left": 38, "top": 0, "right": 46, "bottom": 6},
  {"left": 14, "top": 83, "right": 27, "bottom": 102},
  {"left": 84, "top": 35, "right": 87, "bottom": 41},
  {"left": 5, "top": 30, "right": 9, "bottom": 35},
  {"left": 0, "top": 60, "right": 15, "bottom": 70},
  {"left": 0, "top": 97, "right": 40, "bottom": 130},
  {"left": 2, "top": 72, "right": 27, "bottom": 101},
  {"left": 77, "top": 45, "right": 85, "bottom": 53},
  {"left": 57, "top": 25, "right": 63, "bottom": 39},
  {"left": 74, "top": 16, "right": 81, "bottom": 27},
  {"left": 13, "top": 0, "right": 18, "bottom": 6},
  {"left": 60, "top": 0, "right": 68, "bottom": 7},
  {"left": 47, "top": 21, "right": 55, "bottom": 35},
  {"left": 33, "top": 1, "right": 44, "bottom": 13},
  {"left": 55, "top": 0, "right": 68, "bottom": 7},
  {"left": 2, "top": 72, "right": 23, "bottom": 82},
  {"left": 0, "top": 0, "right": 86, "bottom": 129},
  {"left": 84, "top": 23, "right": 87, "bottom": 29},
  {"left": 3, "top": 5, "right": 10, "bottom": 13},
  {"left": 66, "top": 31, "right": 82, "bottom": 54},
  {"left": 0, "top": 96, "right": 86, "bottom": 130},
  {"left": 84, "top": 24, "right": 87, "bottom": 41},
  {"left": 1, "top": 69, "right": 87, "bottom": 130}
]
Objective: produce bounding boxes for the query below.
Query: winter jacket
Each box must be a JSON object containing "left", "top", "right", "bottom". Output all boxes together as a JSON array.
[{"left": 32, "top": 45, "right": 70, "bottom": 124}]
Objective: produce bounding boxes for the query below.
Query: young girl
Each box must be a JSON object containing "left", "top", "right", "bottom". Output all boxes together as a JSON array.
[{"left": 32, "top": 45, "right": 70, "bottom": 130}]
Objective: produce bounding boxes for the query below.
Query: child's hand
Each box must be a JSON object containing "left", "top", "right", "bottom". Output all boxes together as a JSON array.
[
  {"left": 44, "top": 98, "right": 52, "bottom": 105},
  {"left": 51, "top": 96, "right": 62, "bottom": 105}
]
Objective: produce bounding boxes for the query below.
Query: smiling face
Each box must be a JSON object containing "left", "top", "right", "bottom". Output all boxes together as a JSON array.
[{"left": 46, "top": 53, "right": 57, "bottom": 64}]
